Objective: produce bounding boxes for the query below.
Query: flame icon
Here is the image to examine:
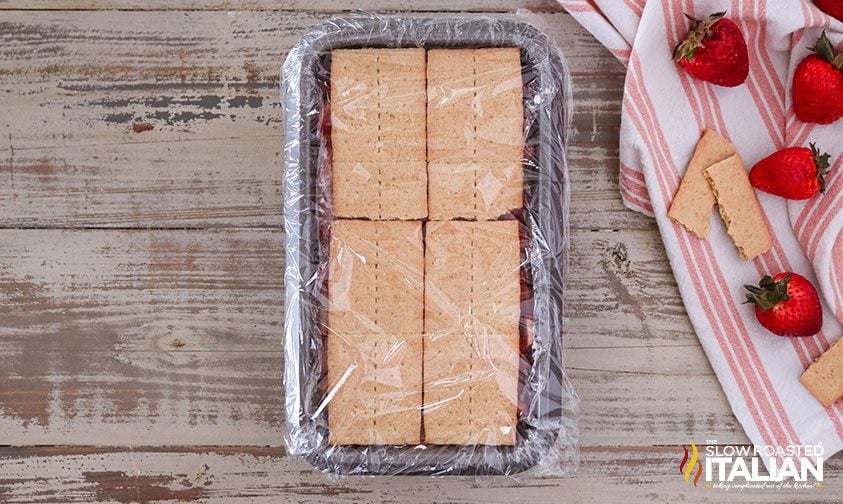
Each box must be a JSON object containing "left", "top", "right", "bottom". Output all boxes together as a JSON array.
[{"left": 679, "top": 442, "right": 703, "bottom": 487}]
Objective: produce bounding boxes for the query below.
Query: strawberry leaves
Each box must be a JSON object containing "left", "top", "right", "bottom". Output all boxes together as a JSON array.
[
  {"left": 744, "top": 274, "right": 791, "bottom": 311},
  {"left": 810, "top": 31, "right": 843, "bottom": 70},
  {"left": 673, "top": 11, "right": 727, "bottom": 61},
  {"left": 809, "top": 142, "right": 831, "bottom": 193}
]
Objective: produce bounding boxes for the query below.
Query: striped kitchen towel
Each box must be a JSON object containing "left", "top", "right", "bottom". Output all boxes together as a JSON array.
[{"left": 558, "top": 0, "right": 843, "bottom": 467}]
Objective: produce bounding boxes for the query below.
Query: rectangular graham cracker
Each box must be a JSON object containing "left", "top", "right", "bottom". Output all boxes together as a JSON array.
[
  {"left": 424, "top": 333, "right": 520, "bottom": 445},
  {"left": 703, "top": 155, "right": 772, "bottom": 260},
  {"left": 428, "top": 161, "right": 523, "bottom": 220},
  {"left": 427, "top": 48, "right": 524, "bottom": 220},
  {"left": 327, "top": 220, "right": 424, "bottom": 445},
  {"left": 330, "top": 48, "right": 427, "bottom": 219},
  {"left": 425, "top": 221, "right": 521, "bottom": 335},
  {"left": 423, "top": 221, "right": 521, "bottom": 445},
  {"left": 331, "top": 161, "right": 427, "bottom": 220},
  {"left": 328, "top": 220, "right": 424, "bottom": 335},
  {"left": 427, "top": 48, "right": 523, "bottom": 162},
  {"left": 668, "top": 129, "right": 736, "bottom": 239},
  {"left": 327, "top": 332, "right": 423, "bottom": 445},
  {"left": 331, "top": 48, "right": 426, "bottom": 162},
  {"left": 801, "top": 338, "right": 843, "bottom": 408}
]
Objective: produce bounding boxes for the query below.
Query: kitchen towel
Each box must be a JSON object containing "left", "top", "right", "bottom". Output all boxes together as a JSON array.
[{"left": 558, "top": 0, "right": 843, "bottom": 466}]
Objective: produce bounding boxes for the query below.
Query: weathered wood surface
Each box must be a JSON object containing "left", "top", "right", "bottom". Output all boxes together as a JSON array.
[
  {"left": 0, "top": 10, "right": 637, "bottom": 230},
  {"left": 0, "top": 0, "right": 561, "bottom": 11},
  {"left": 1, "top": 446, "right": 840, "bottom": 503},
  {"left": 1, "top": 228, "right": 738, "bottom": 446},
  {"left": 0, "top": 229, "right": 284, "bottom": 444},
  {"left": 1, "top": 1, "right": 840, "bottom": 502}
]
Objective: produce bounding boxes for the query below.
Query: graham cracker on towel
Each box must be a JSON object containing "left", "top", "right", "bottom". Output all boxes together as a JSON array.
[
  {"left": 668, "top": 128, "right": 736, "bottom": 239},
  {"left": 703, "top": 155, "right": 772, "bottom": 260},
  {"left": 801, "top": 338, "right": 843, "bottom": 408},
  {"left": 330, "top": 48, "right": 427, "bottom": 219},
  {"left": 427, "top": 48, "right": 524, "bottom": 220},
  {"left": 327, "top": 220, "right": 424, "bottom": 445},
  {"left": 423, "top": 220, "right": 521, "bottom": 445}
]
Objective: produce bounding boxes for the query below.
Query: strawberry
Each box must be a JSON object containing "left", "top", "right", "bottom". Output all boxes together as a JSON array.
[
  {"left": 744, "top": 273, "right": 823, "bottom": 337},
  {"left": 749, "top": 143, "right": 831, "bottom": 199},
  {"left": 814, "top": 0, "right": 843, "bottom": 21},
  {"left": 673, "top": 11, "right": 749, "bottom": 87},
  {"left": 792, "top": 31, "right": 843, "bottom": 124}
]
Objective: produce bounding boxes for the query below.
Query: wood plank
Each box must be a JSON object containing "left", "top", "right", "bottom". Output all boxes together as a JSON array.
[
  {"left": 572, "top": 344, "right": 747, "bottom": 446},
  {"left": 0, "top": 228, "right": 284, "bottom": 444},
  {"left": 0, "top": 446, "right": 839, "bottom": 503},
  {"left": 0, "top": 228, "right": 731, "bottom": 445},
  {"left": 0, "top": 11, "right": 641, "bottom": 230},
  {"left": 0, "top": 352, "right": 283, "bottom": 445},
  {"left": 0, "top": 229, "right": 284, "bottom": 354},
  {"left": 0, "top": 0, "right": 563, "bottom": 12},
  {"left": 567, "top": 229, "right": 695, "bottom": 349},
  {"left": 0, "top": 227, "right": 687, "bottom": 352},
  {"left": 0, "top": 346, "right": 743, "bottom": 446}
]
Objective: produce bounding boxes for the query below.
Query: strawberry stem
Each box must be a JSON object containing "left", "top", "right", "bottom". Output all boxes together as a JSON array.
[
  {"left": 744, "top": 274, "right": 791, "bottom": 311},
  {"left": 810, "top": 142, "right": 831, "bottom": 194},
  {"left": 673, "top": 11, "right": 727, "bottom": 62},
  {"left": 810, "top": 31, "right": 843, "bottom": 70}
]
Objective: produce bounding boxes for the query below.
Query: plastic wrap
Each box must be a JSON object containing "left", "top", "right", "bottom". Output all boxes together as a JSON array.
[{"left": 282, "top": 14, "right": 578, "bottom": 476}]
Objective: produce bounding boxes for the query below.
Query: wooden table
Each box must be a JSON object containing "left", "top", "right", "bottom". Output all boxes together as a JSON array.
[{"left": 0, "top": 1, "right": 839, "bottom": 502}]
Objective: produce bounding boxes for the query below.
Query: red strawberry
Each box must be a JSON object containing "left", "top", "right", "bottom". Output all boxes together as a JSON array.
[
  {"left": 673, "top": 11, "right": 749, "bottom": 87},
  {"left": 749, "top": 143, "right": 831, "bottom": 199},
  {"left": 744, "top": 273, "right": 823, "bottom": 337},
  {"left": 814, "top": 0, "right": 843, "bottom": 21},
  {"left": 792, "top": 32, "right": 843, "bottom": 124}
]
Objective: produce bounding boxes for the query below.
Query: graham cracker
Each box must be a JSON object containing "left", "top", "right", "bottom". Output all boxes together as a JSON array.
[
  {"left": 427, "top": 48, "right": 523, "bottom": 162},
  {"left": 332, "top": 161, "right": 427, "bottom": 220},
  {"left": 427, "top": 48, "right": 524, "bottom": 220},
  {"left": 423, "top": 332, "right": 519, "bottom": 445},
  {"left": 801, "top": 338, "right": 843, "bottom": 408},
  {"left": 330, "top": 48, "right": 427, "bottom": 219},
  {"left": 668, "top": 129, "right": 736, "bottom": 239},
  {"left": 702, "top": 155, "right": 772, "bottom": 260},
  {"left": 327, "top": 332, "right": 423, "bottom": 445},
  {"left": 473, "top": 48, "right": 525, "bottom": 161},
  {"left": 424, "top": 221, "right": 521, "bottom": 335},
  {"left": 331, "top": 48, "right": 425, "bottom": 162},
  {"left": 327, "top": 220, "right": 425, "bottom": 445},
  {"left": 424, "top": 221, "right": 473, "bottom": 335},
  {"left": 427, "top": 161, "right": 523, "bottom": 220},
  {"left": 423, "top": 220, "right": 521, "bottom": 445},
  {"left": 426, "top": 50, "right": 477, "bottom": 161},
  {"left": 328, "top": 220, "right": 424, "bottom": 336},
  {"left": 471, "top": 223, "right": 523, "bottom": 333}
]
